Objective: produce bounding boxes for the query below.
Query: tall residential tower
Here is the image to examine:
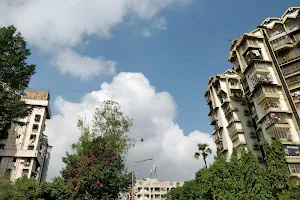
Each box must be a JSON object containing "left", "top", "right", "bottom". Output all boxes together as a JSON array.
[
  {"left": 0, "top": 90, "right": 52, "bottom": 182},
  {"left": 207, "top": 7, "right": 300, "bottom": 177}
]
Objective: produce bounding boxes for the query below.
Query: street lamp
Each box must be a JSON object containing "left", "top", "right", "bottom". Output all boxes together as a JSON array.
[{"left": 131, "top": 158, "right": 153, "bottom": 200}]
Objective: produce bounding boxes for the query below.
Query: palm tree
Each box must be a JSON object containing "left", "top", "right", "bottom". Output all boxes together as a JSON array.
[{"left": 194, "top": 143, "right": 212, "bottom": 169}]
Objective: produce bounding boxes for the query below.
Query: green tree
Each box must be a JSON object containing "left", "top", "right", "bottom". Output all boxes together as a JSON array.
[
  {"left": 0, "top": 25, "right": 35, "bottom": 139},
  {"left": 262, "top": 139, "right": 290, "bottom": 198},
  {"left": 60, "top": 100, "right": 133, "bottom": 199},
  {"left": 194, "top": 143, "right": 212, "bottom": 169}
]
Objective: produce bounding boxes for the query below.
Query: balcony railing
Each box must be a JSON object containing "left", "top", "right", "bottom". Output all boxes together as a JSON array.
[
  {"left": 240, "top": 39, "right": 260, "bottom": 54},
  {"left": 288, "top": 164, "right": 300, "bottom": 174},
  {"left": 270, "top": 35, "right": 293, "bottom": 50},
  {"left": 212, "top": 130, "right": 222, "bottom": 143},
  {"left": 282, "top": 62, "right": 300, "bottom": 76},
  {"left": 245, "top": 49, "right": 263, "bottom": 65},
  {"left": 265, "top": 116, "right": 288, "bottom": 129},
  {"left": 251, "top": 72, "right": 273, "bottom": 88},
  {"left": 210, "top": 114, "right": 217, "bottom": 125},
  {"left": 285, "top": 17, "right": 300, "bottom": 33},
  {"left": 286, "top": 74, "right": 300, "bottom": 85},
  {"left": 277, "top": 47, "right": 300, "bottom": 66},
  {"left": 267, "top": 127, "right": 291, "bottom": 139},
  {"left": 227, "top": 122, "right": 243, "bottom": 137},
  {"left": 294, "top": 33, "right": 300, "bottom": 43}
]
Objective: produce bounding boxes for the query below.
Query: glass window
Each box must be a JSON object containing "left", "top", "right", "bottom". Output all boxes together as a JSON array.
[{"left": 28, "top": 145, "right": 34, "bottom": 150}]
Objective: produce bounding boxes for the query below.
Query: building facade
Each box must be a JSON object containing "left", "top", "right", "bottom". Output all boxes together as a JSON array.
[
  {"left": 0, "top": 90, "right": 52, "bottom": 182},
  {"left": 119, "top": 178, "right": 184, "bottom": 200},
  {"left": 207, "top": 7, "right": 300, "bottom": 176}
]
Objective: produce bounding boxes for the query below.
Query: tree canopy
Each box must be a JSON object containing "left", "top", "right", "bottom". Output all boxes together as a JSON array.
[
  {"left": 0, "top": 25, "right": 35, "bottom": 139},
  {"left": 167, "top": 140, "right": 300, "bottom": 200}
]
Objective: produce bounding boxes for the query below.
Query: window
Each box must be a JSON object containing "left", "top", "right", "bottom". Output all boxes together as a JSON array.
[
  {"left": 27, "top": 145, "right": 34, "bottom": 150},
  {"left": 29, "top": 134, "right": 37, "bottom": 144},
  {"left": 13, "top": 157, "right": 17, "bottom": 162},
  {"left": 22, "top": 169, "right": 29, "bottom": 176},
  {"left": 34, "top": 114, "right": 41, "bottom": 122},
  {"left": 32, "top": 124, "right": 39, "bottom": 133},
  {"left": 0, "top": 144, "right": 5, "bottom": 149}
]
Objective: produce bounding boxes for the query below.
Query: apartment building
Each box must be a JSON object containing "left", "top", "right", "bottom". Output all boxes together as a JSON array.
[
  {"left": 134, "top": 178, "right": 183, "bottom": 200},
  {"left": 207, "top": 7, "right": 300, "bottom": 176},
  {"left": 119, "top": 178, "right": 184, "bottom": 200},
  {"left": 0, "top": 90, "right": 52, "bottom": 182}
]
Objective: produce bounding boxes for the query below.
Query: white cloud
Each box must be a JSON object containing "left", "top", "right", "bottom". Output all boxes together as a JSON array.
[
  {"left": 53, "top": 49, "right": 116, "bottom": 79},
  {"left": 0, "top": 0, "right": 191, "bottom": 79},
  {"left": 45, "top": 72, "right": 215, "bottom": 181}
]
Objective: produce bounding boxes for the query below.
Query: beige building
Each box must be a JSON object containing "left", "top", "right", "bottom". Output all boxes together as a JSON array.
[
  {"left": 134, "top": 178, "right": 183, "bottom": 200},
  {"left": 207, "top": 7, "right": 300, "bottom": 177},
  {"left": 119, "top": 178, "right": 184, "bottom": 200},
  {"left": 0, "top": 90, "right": 52, "bottom": 182}
]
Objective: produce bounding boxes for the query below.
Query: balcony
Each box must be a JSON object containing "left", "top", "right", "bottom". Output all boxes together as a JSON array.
[
  {"left": 231, "top": 133, "right": 246, "bottom": 148},
  {"left": 294, "top": 33, "right": 300, "bottom": 45},
  {"left": 227, "top": 122, "right": 243, "bottom": 137},
  {"left": 257, "top": 91, "right": 279, "bottom": 104},
  {"left": 240, "top": 38, "right": 260, "bottom": 55},
  {"left": 282, "top": 62, "right": 300, "bottom": 76},
  {"left": 210, "top": 114, "right": 217, "bottom": 125},
  {"left": 291, "top": 90, "right": 300, "bottom": 104},
  {"left": 277, "top": 47, "right": 300, "bottom": 66},
  {"left": 222, "top": 102, "right": 238, "bottom": 116},
  {"left": 288, "top": 164, "right": 300, "bottom": 176},
  {"left": 286, "top": 74, "right": 300, "bottom": 88},
  {"left": 205, "top": 95, "right": 211, "bottom": 104},
  {"left": 285, "top": 17, "right": 300, "bottom": 33},
  {"left": 267, "top": 126, "right": 292, "bottom": 140},
  {"left": 212, "top": 130, "right": 222, "bottom": 144},
  {"left": 265, "top": 114, "right": 290, "bottom": 129},
  {"left": 251, "top": 72, "right": 273, "bottom": 88},
  {"left": 285, "top": 145, "right": 300, "bottom": 163},
  {"left": 260, "top": 100, "right": 283, "bottom": 114},
  {"left": 270, "top": 35, "right": 294, "bottom": 51},
  {"left": 245, "top": 49, "right": 263, "bottom": 65}
]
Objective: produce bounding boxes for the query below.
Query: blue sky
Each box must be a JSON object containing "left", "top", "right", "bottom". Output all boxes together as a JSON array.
[
  {"left": 28, "top": 0, "right": 296, "bottom": 135},
  {"left": 2, "top": 0, "right": 297, "bottom": 180}
]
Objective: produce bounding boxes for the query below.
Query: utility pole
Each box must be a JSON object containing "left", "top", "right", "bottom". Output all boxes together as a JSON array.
[{"left": 131, "top": 158, "right": 153, "bottom": 200}]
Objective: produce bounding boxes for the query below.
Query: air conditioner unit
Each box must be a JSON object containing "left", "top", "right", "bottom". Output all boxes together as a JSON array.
[
  {"left": 253, "top": 143, "right": 260, "bottom": 150},
  {"left": 247, "top": 120, "right": 253, "bottom": 126},
  {"left": 244, "top": 110, "right": 250, "bottom": 116},
  {"left": 257, "top": 156, "right": 264, "bottom": 163},
  {"left": 24, "top": 162, "right": 30, "bottom": 166},
  {"left": 287, "top": 133, "right": 293, "bottom": 141},
  {"left": 241, "top": 99, "right": 247, "bottom": 105},
  {"left": 250, "top": 131, "right": 256, "bottom": 138}
]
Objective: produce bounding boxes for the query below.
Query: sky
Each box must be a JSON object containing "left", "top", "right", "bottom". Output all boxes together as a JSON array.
[{"left": 0, "top": 0, "right": 297, "bottom": 181}]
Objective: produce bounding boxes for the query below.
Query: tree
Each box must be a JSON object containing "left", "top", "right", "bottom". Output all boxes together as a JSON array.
[
  {"left": 194, "top": 143, "right": 212, "bottom": 169},
  {"left": 60, "top": 100, "right": 133, "bottom": 199},
  {"left": 262, "top": 139, "right": 290, "bottom": 198},
  {"left": 0, "top": 25, "right": 35, "bottom": 138}
]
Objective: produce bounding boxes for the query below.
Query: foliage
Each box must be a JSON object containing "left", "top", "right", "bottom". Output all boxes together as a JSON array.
[
  {"left": 167, "top": 140, "right": 300, "bottom": 200},
  {"left": 60, "top": 100, "right": 133, "bottom": 199},
  {"left": 194, "top": 143, "right": 212, "bottom": 169},
  {"left": 0, "top": 25, "right": 35, "bottom": 138}
]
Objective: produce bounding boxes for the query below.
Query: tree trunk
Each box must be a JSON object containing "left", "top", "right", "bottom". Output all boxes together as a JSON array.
[{"left": 203, "top": 157, "right": 207, "bottom": 169}]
